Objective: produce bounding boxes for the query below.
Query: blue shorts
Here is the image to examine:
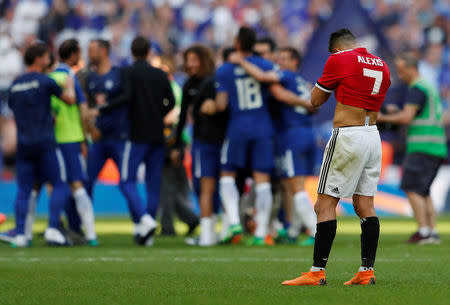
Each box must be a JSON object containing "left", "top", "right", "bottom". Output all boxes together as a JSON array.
[
  {"left": 87, "top": 140, "right": 126, "bottom": 186},
  {"left": 16, "top": 144, "right": 65, "bottom": 188},
  {"left": 221, "top": 136, "right": 274, "bottom": 174},
  {"left": 275, "top": 127, "right": 315, "bottom": 178},
  {"left": 58, "top": 142, "right": 87, "bottom": 183},
  {"left": 192, "top": 140, "right": 221, "bottom": 179}
]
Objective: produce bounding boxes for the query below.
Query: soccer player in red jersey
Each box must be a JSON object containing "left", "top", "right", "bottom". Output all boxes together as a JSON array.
[{"left": 282, "top": 29, "right": 391, "bottom": 286}]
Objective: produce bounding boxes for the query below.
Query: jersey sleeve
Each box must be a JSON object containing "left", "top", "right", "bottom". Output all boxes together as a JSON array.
[
  {"left": 315, "top": 55, "right": 344, "bottom": 93},
  {"left": 46, "top": 76, "right": 63, "bottom": 98},
  {"left": 74, "top": 77, "right": 86, "bottom": 104},
  {"left": 405, "top": 86, "right": 426, "bottom": 112},
  {"left": 215, "top": 65, "right": 229, "bottom": 93},
  {"left": 277, "top": 70, "right": 289, "bottom": 85}
]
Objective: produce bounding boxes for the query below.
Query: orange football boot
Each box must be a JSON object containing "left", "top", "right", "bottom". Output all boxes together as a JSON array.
[
  {"left": 344, "top": 270, "right": 376, "bottom": 285},
  {"left": 282, "top": 270, "right": 326, "bottom": 286},
  {"left": 265, "top": 234, "right": 276, "bottom": 246}
]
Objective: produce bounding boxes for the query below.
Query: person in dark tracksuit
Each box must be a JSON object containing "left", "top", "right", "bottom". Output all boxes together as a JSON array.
[
  {"left": 119, "top": 36, "right": 175, "bottom": 246},
  {"left": 173, "top": 45, "right": 228, "bottom": 246}
]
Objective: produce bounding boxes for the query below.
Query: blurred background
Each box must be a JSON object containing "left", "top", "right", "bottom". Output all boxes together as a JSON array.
[{"left": 0, "top": 0, "right": 449, "bottom": 217}]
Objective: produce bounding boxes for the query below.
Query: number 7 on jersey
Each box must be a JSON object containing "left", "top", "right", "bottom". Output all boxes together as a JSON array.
[{"left": 363, "top": 68, "right": 383, "bottom": 95}]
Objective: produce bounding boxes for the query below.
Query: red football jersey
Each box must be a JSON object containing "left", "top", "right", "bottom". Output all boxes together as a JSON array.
[{"left": 315, "top": 47, "right": 391, "bottom": 112}]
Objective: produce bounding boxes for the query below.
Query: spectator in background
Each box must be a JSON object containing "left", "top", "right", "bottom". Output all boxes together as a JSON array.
[
  {"left": 11, "top": 0, "right": 48, "bottom": 46},
  {"left": 379, "top": 53, "right": 447, "bottom": 245},
  {"left": 153, "top": 55, "right": 199, "bottom": 237},
  {"left": 119, "top": 36, "right": 175, "bottom": 246}
]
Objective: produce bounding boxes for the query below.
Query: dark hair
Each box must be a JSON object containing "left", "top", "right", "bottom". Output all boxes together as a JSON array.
[
  {"left": 279, "top": 47, "right": 302, "bottom": 67},
  {"left": 131, "top": 36, "right": 150, "bottom": 59},
  {"left": 396, "top": 52, "right": 419, "bottom": 69},
  {"left": 222, "top": 47, "right": 235, "bottom": 62},
  {"left": 237, "top": 26, "right": 256, "bottom": 52},
  {"left": 58, "top": 39, "right": 80, "bottom": 61},
  {"left": 183, "top": 44, "right": 215, "bottom": 77},
  {"left": 24, "top": 43, "right": 48, "bottom": 66},
  {"left": 48, "top": 52, "right": 55, "bottom": 70},
  {"left": 256, "top": 37, "right": 277, "bottom": 52},
  {"left": 328, "top": 28, "right": 356, "bottom": 53},
  {"left": 92, "top": 39, "right": 111, "bottom": 54}
]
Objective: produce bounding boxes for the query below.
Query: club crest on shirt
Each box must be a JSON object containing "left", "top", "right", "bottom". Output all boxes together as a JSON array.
[{"left": 105, "top": 79, "right": 114, "bottom": 90}]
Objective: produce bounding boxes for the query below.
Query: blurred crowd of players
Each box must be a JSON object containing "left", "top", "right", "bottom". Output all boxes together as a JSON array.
[
  {"left": 0, "top": 0, "right": 449, "bottom": 248},
  {"left": 1, "top": 0, "right": 450, "bottom": 180}
]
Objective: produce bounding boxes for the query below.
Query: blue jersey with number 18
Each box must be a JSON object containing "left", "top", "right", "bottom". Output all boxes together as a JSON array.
[
  {"left": 216, "top": 56, "right": 275, "bottom": 139},
  {"left": 275, "top": 70, "right": 312, "bottom": 130}
]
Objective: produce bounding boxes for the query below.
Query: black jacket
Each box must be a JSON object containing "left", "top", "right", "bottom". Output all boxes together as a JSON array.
[
  {"left": 122, "top": 60, "right": 175, "bottom": 144},
  {"left": 192, "top": 76, "right": 228, "bottom": 145}
]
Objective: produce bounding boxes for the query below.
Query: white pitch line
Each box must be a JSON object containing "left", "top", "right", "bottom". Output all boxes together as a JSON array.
[{"left": 0, "top": 256, "right": 439, "bottom": 263}]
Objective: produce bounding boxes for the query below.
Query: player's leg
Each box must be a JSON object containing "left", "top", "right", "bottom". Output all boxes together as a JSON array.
[
  {"left": 283, "top": 128, "right": 348, "bottom": 285},
  {"left": 188, "top": 141, "right": 220, "bottom": 246},
  {"left": 425, "top": 196, "right": 440, "bottom": 243},
  {"left": 144, "top": 143, "right": 165, "bottom": 218},
  {"left": 344, "top": 126, "right": 382, "bottom": 285},
  {"left": 422, "top": 156, "right": 443, "bottom": 244},
  {"left": 288, "top": 128, "right": 318, "bottom": 245},
  {"left": 12, "top": 150, "right": 36, "bottom": 247},
  {"left": 61, "top": 143, "right": 97, "bottom": 244},
  {"left": 250, "top": 137, "right": 275, "bottom": 245},
  {"left": 114, "top": 141, "right": 146, "bottom": 223},
  {"left": 286, "top": 176, "right": 316, "bottom": 245},
  {"left": 43, "top": 147, "right": 72, "bottom": 246},
  {"left": 400, "top": 152, "right": 438, "bottom": 243},
  {"left": 114, "top": 141, "right": 156, "bottom": 245},
  {"left": 24, "top": 185, "right": 40, "bottom": 243},
  {"left": 86, "top": 142, "right": 107, "bottom": 197},
  {"left": 219, "top": 138, "right": 243, "bottom": 243}
]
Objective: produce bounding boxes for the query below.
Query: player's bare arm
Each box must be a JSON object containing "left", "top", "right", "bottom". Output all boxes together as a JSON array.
[
  {"left": 229, "top": 53, "right": 279, "bottom": 83},
  {"left": 60, "top": 76, "right": 76, "bottom": 105},
  {"left": 215, "top": 92, "right": 228, "bottom": 112},
  {"left": 270, "top": 83, "right": 316, "bottom": 111},
  {"left": 311, "top": 86, "right": 331, "bottom": 108},
  {"left": 377, "top": 104, "right": 418, "bottom": 124},
  {"left": 199, "top": 98, "right": 217, "bottom": 115}
]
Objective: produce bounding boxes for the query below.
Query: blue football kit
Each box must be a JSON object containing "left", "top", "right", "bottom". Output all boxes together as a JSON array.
[
  {"left": 86, "top": 67, "right": 142, "bottom": 222},
  {"left": 216, "top": 56, "right": 276, "bottom": 174},
  {"left": 8, "top": 72, "right": 71, "bottom": 234},
  {"left": 274, "top": 70, "right": 315, "bottom": 178}
]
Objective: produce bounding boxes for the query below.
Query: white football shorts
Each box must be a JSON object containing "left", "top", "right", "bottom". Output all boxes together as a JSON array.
[{"left": 317, "top": 125, "right": 382, "bottom": 198}]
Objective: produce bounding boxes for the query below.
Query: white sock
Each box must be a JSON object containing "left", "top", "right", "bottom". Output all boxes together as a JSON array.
[
  {"left": 430, "top": 228, "right": 438, "bottom": 235},
  {"left": 359, "top": 266, "right": 374, "bottom": 272},
  {"left": 418, "top": 226, "right": 430, "bottom": 237},
  {"left": 288, "top": 218, "right": 301, "bottom": 239},
  {"left": 25, "top": 190, "right": 38, "bottom": 241},
  {"left": 73, "top": 188, "right": 97, "bottom": 240},
  {"left": 200, "top": 217, "right": 214, "bottom": 244},
  {"left": 254, "top": 183, "right": 273, "bottom": 239},
  {"left": 294, "top": 191, "right": 317, "bottom": 236},
  {"left": 220, "top": 213, "right": 229, "bottom": 240},
  {"left": 211, "top": 214, "right": 218, "bottom": 234},
  {"left": 219, "top": 177, "right": 240, "bottom": 225},
  {"left": 311, "top": 266, "right": 325, "bottom": 272}
]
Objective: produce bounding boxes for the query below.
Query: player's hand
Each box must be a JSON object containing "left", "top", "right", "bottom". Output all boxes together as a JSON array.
[
  {"left": 95, "top": 93, "right": 107, "bottom": 106},
  {"left": 200, "top": 99, "right": 216, "bottom": 115},
  {"left": 170, "top": 148, "right": 181, "bottom": 166},
  {"left": 89, "top": 126, "right": 102, "bottom": 142},
  {"left": 377, "top": 112, "right": 386, "bottom": 122},
  {"left": 88, "top": 108, "right": 100, "bottom": 120},
  {"left": 229, "top": 52, "right": 243, "bottom": 64},
  {"left": 385, "top": 104, "right": 400, "bottom": 114},
  {"left": 80, "top": 142, "right": 88, "bottom": 158},
  {"left": 64, "top": 76, "right": 75, "bottom": 90}
]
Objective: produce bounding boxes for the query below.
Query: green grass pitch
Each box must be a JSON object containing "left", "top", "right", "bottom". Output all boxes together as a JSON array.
[{"left": 0, "top": 216, "right": 449, "bottom": 305}]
